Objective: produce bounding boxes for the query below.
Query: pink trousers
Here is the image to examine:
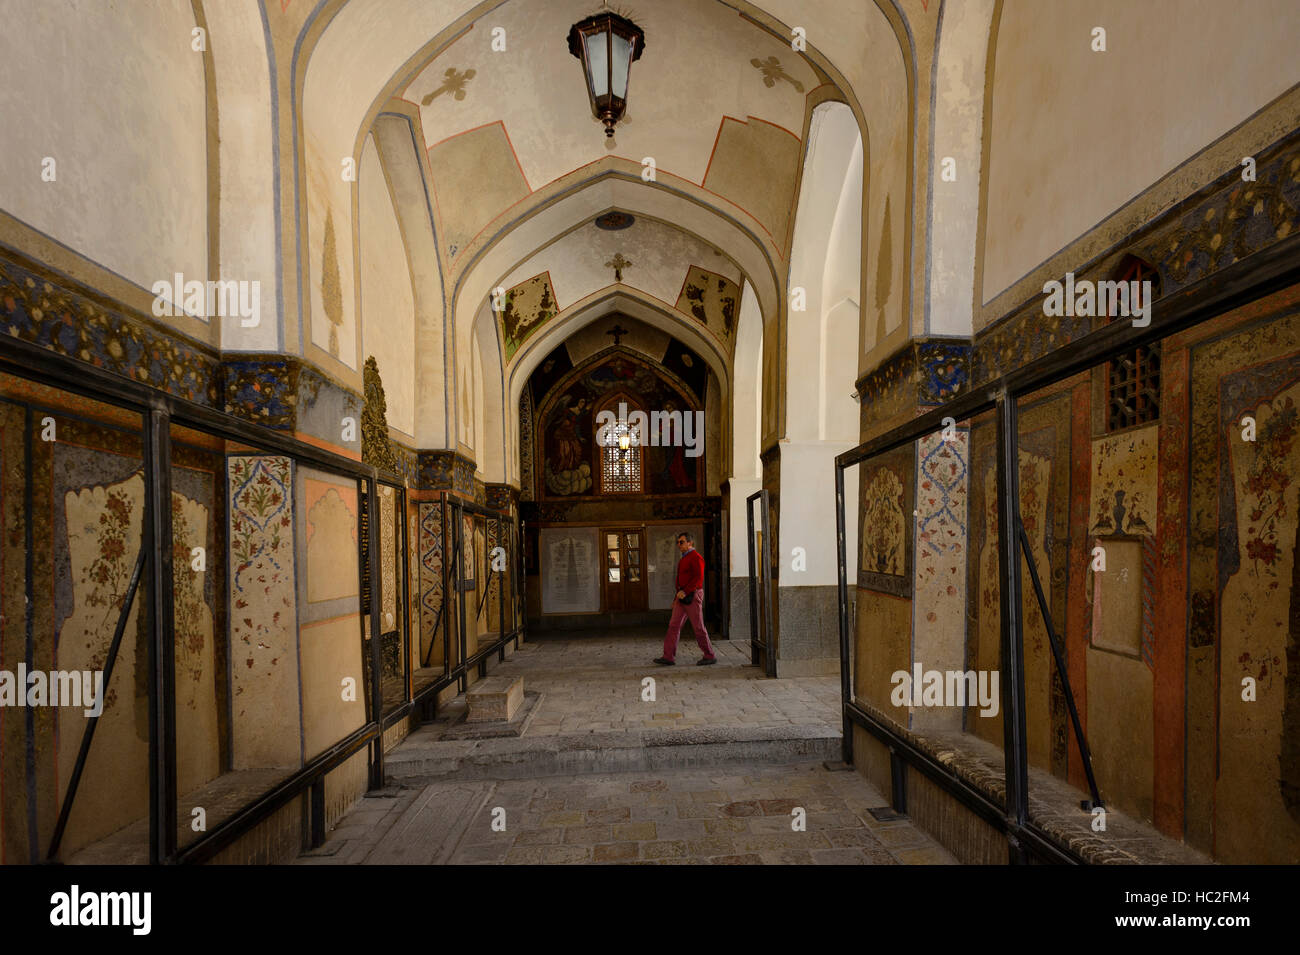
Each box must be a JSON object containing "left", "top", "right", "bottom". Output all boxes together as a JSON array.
[{"left": 662, "top": 594, "right": 715, "bottom": 661}]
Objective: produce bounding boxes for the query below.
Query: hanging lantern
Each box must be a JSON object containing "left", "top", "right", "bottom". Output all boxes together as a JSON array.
[{"left": 567, "top": 10, "right": 645, "bottom": 138}]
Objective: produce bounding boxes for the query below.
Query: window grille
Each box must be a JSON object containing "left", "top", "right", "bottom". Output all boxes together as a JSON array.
[{"left": 1106, "top": 257, "right": 1161, "bottom": 432}]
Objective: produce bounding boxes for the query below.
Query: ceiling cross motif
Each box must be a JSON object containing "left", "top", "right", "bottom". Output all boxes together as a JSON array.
[
  {"left": 422, "top": 67, "right": 476, "bottom": 104},
  {"left": 606, "top": 323, "right": 629, "bottom": 346},
  {"left": 605, "top": 252, "right": 633, "bottom": 283},
  {"left": 750, "top": 56, "right": 804, "bottom": 93}
]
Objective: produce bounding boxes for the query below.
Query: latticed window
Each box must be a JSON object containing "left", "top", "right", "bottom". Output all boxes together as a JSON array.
[
  {"left": 598, "top": 396, "right": 643, "bottom": 494},
  {"left": 601, "top": 417, "right": 642, "bottom": 493},
  {"left": 1106, "top": 256, "right": 1161, "bottom": 432}
]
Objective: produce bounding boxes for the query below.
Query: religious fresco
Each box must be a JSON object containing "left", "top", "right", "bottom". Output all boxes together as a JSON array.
[
  {"left": 501, "top": 272, "right": 557, "bottom": 361},
  {"left": 535, "top": 352, "right": 700, "bottom": 499},
  {"left": 675, "top": 266, "right": 739, "bottom": 342}
]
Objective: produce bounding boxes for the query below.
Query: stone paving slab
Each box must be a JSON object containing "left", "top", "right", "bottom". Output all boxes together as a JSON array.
[
  {"left": 417, "top": 631, "right": 841, "bottom": 740},
  {"left": 293, "top": 761, "right": 957, "bottom": 866},
  {"left": 386, "top": 631, "right": 842, "bottom": 780}
]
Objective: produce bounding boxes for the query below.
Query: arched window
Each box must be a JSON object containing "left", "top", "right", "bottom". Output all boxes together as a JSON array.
[
  {"left": 1105, "top": 255, "right": 1162, "bottom": 432},
  {"left": 597, "top": 393, "right": 643, "bottom": 494}
]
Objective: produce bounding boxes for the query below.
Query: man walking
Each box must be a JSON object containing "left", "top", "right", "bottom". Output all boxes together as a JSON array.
[{"left": 654, "top": 531, "right": 717, "bottom": 666}]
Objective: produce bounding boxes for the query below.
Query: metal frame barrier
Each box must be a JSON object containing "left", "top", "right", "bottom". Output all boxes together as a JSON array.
[
  {"left": 0, "top": 331, "right": 524, "bottom": 865},
  {"left": 412, "top": 493, "right": 522, "bottom": 718},
  {"left": 834, "top": 230, "right": 1300, "bottom": 864},
  {"left": 745, "top": 489, "right": 776, "bottom": 677}
]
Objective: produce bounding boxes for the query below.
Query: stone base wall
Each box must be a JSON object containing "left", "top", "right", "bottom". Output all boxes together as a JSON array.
[{"left": 775, "top": 585, "right": 846, "bottom": 676}]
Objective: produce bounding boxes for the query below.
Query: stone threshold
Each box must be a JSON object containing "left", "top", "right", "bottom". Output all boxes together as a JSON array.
[
  {"left": 386, "top": 723, "right": 840, "bottom": 783},
  {"left": 856, "top": 701, "right": 1211, "bottom": 865}
]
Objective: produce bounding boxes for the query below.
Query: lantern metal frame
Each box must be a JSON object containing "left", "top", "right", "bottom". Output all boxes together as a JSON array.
[{"left": 567, "top": 11, "right": 646, "bottom": 138}]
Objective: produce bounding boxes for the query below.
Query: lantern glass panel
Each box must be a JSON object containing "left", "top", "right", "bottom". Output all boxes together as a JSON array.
[
  {"left": 611, "top": 33, "right": 632, "bottom": 98},
  {"left": 585, "top": 31, "right": 609, "bottom": 97}
]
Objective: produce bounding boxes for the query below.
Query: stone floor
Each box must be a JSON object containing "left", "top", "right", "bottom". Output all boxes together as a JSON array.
[
  {"left": 295, "top": 761, "right": 958, "bottom": 865},
  {"left": 293, "top": 630, "right": 955, "bottom": 865},
  {"left": 436, "top": 628, "right": 842, "bottom": 736}
]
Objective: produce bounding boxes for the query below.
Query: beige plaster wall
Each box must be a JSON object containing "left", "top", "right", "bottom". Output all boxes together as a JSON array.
[
  {"left": 206, "top": 0, "right": 280, "bottom": 352},
  {"left": 0, "top": 0, "right": 207, "bottom": 308},
  {"left": 359, "top": 136, "right": 417, "bottom": 439},
  {"left": 983, "top": 0, "right": 1300, "bottom": 304},
  {"left": 299, "top": 615, "right": 366, "bottom": 761}
]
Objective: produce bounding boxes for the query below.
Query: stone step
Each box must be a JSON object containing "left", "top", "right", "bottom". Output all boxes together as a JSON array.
[
  {"left": 385, "top": 724, "right": 841, "bottom": 783},
  {"left": 466, "top": 675, "right": 525, "bottom": 722}
]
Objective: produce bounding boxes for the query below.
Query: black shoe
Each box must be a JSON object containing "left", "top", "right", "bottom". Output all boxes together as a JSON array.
[
  {"left": 654, "top": 657, "right": 675, "bottom": 666},
  {"left": 697, "top": 657, "right": 717, "bottom": 666}
]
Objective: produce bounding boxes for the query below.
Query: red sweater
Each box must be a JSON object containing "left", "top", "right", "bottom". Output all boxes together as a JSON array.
[{"left": 675, "top": 548, "right": 705, "bottom": 592}]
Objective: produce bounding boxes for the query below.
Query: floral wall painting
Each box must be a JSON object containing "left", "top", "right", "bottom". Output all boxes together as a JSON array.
[
  {"left": 58, "top": 472, "right": 149, "bottom": 854},
  {"left": 863, "top": 468, "right": 905, "bottom": 575},
  {"left": 169, "top": 488, "right": 219, "bottom": 794},
  {"left": 858, "top": 444, "right": 913, "bottom": 597},
  {"left": 228, "top": 455, "right": 300, "bottom": 770},
  {"left": 1218, "top": 378, "right": 1300, "bottom": 857}
]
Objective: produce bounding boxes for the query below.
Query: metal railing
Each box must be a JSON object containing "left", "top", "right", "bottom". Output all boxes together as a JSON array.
[
  {"left": 745, "top": 489, "right": 776, "bottom": 677},
  {"left": 833, "top": 229, "right": 1300, "bottom": 864},
  {"left": 0, "top": 331, "right": 524, "bottom": 865}
]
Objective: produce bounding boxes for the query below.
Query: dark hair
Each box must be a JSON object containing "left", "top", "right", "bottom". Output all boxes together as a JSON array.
[{"left": 677, "top": 532, "right": 693, "bottom": 544}]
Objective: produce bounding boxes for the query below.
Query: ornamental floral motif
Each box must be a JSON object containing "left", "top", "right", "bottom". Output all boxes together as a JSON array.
[
  {"left": 861, "top": 467, "right": 905, "bottom": 577},
  {"left": 1241, "top": 395, "right": 1296, "bottom": 579}
]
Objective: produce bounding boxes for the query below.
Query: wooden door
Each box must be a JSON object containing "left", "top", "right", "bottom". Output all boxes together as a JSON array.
[{"left": 602, "top": 527, "right": 647, "bottom": 612}]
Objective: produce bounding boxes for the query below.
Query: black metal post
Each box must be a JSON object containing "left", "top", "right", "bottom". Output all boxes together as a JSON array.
[
  {"left": 994, "top": 394, "right": 1029, "bottom": 863},
  {"left": 1018, "top": 522, "right": 1104, "bottom": 809},
  {"left": 746, "top": 494, "right": 759, "bottom": 667},
  {"left": 399, "top": 487, "right": 412, "bottom": 706},
  {"left": 309, "top": 778, "right": 326, "bottom": 849},
  {"left": 456, "top": 500, "right": 468, "bottom": 684},
  {"left": 498, "top": 518, "right": 506, "bottom": 659},
  {"left": 758, "top": 493, "right": 775, "bottom": 678},
  {"left": 834, "top": 461, "right": 854, "bottom": 766},
  {"left": 47, "top": 545, "right": 148, "bottom": 861},
  {"left": 143, "top": 405, "right": 177, "bottom": 864},
  {"left": 366, "top": 478, "right": 384, "bottom": 790}
]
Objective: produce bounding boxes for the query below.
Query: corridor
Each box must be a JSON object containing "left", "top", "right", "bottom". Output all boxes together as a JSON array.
[{"left": 297, "top": 632, "right": 952, "bottom": 865}]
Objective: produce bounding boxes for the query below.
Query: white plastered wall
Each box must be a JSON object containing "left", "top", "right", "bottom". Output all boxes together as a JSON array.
[
  {"left": 359, "top": 135, "right": 418, "bottom": 439},
  {"left": 927, "top": 0, "right": 995, "bottom": 337},
  {"left": 728, "top": 280, "right": 763, "bottom": 578},
  {"left": 982, "top": 0, "right": 1300, "bottom": 303},
  {"left": 777, "top": 102, "right": 861, "bottom": 588},
  {"left": 372, "top": 115, "right": 449, "bottom": 449},
  {"left": 0, "top": 0, "right": 207, "bottom": 313},
  {"left": 207, "top": 0, "right": 280, "bottom": 351}
]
